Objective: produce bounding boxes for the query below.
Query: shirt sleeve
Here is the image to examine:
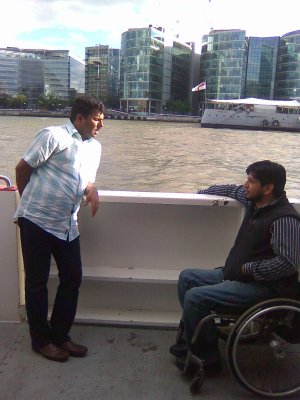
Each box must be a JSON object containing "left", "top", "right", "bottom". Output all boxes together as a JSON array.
[
  {"left": 23, "top": 128, "right": 58, "bottom": 168},
  {"left": 197, "top": 184, "right": 249, "bottom": 206},
  {"left": 242, "top": 216, "right": 300, "bottom": 281}
]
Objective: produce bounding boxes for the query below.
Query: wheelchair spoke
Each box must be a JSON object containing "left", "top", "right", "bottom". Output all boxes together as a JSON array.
[{"left": 227, "top": 300, "right": 300, "bottom": 397}]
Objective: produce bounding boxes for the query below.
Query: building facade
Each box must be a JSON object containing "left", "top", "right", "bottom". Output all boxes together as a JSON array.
[
  {"left": 245, "top": 37, "right": 279, "bottom": 99},
  {"left": 199, "top": 30, "right": 248, "bottom": 103},
  {"left": 275, "top": 30, "right": 300, "bottom": 100},
  {"left": 120, "top": 25, "right": 194, "bottom": 114},
  {"left": 170, "top": 41, "right": 193, "bottom": 103},
  {"left": 120, "top": 26, "right": 165, "bottom": 114},
  {"left": 199, "top": 29, "right": 300, "bottom": 103},
  {"left": 85, "top": 45, "right": 120, "bottom": 108},
  {"left": 0, "top": 48, "right": 84, "bottom": 106}
]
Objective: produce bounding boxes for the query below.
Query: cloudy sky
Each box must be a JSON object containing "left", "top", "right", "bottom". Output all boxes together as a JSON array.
[{"left": 1, "top": 0, "right": 300, "bottom": 59}]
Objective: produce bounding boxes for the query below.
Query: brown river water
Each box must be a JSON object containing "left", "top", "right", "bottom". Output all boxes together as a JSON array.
[{"left": 0, "top": 115, "right": 299, "bottom": 198}]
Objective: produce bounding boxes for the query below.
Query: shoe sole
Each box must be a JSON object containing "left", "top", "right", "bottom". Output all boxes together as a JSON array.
[{"left": 33, "top": 348, "right": 69, "bottom": 362}]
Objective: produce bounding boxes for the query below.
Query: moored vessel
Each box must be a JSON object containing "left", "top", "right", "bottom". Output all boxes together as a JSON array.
[{"left": 201, "top": 97, "right": 300, "bottom": 131}]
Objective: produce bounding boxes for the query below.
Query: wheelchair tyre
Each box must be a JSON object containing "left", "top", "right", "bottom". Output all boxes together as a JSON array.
[
  {"left": 189, "top": 370, "right": 204, "bottom": 394},
  {"left": 226, "top": 298, "right": 300, "bottom": 398}
]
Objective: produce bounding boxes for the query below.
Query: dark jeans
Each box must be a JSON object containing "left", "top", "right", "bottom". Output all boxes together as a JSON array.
[
  {"left": 18, "top": 217, "right": 82, "bottom": 349},
  {"left": 178, "top": 268, "right": 276, "bottom": 355}
]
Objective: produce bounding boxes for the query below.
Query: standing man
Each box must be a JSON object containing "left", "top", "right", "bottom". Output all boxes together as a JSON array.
[
  {"left": 15, "top": 96, "right": 105, "bottom": 362},
  {"left": 169, "top": 160, "right": 300, "bottom": 371}
]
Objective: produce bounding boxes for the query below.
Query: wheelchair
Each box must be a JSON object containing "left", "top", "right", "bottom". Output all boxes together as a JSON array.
[{"left": 178, "top": 297, "right": 300, "bottom": 397}]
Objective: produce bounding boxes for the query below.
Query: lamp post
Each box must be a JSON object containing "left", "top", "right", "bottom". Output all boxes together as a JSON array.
[
  {"left": 93, "top": 61, "right": 102, "bottom": 99},
  {"left": 93, "top": 44, "right": 103, "bottom": 99}
]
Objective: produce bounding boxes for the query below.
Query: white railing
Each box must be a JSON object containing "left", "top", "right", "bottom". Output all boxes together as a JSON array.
[{"left": 1, "top": 189, "right": 300, "bottom": 325}]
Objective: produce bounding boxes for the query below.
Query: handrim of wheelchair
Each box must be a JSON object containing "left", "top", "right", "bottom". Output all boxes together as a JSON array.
[{"left": 182, "top": 297, "right": 300, "bottom": 397}]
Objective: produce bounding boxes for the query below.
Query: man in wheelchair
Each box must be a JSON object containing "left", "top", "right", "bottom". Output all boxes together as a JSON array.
[{"left": 170, "top": 160, "right": 300, "bottom": 373}]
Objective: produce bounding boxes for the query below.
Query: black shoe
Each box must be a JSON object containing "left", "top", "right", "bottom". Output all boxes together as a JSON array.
[
  {"left": 169, "top": 342, "right": 188, "bottom": 358},
  {"left": 175, "top": 355, "right": 222, "bottom": 375}
]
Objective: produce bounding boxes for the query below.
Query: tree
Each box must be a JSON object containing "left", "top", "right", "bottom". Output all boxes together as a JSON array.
[
  {"left": 37, "top": 94, "right": 65, "bottom": 111},
  {"left": 165, "top": 99, "right": 192, "bottom": 115},
  {"left": 15, "top": 94, "right": 27, "bottom": 109}
]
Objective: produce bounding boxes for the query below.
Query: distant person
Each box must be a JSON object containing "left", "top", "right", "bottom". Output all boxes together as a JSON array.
[
  {"left": 14, "top": 96, "right": 106, "bottom": 362},
  {"left": 169, "top": 160, "right": 300, "bottom": 372}
]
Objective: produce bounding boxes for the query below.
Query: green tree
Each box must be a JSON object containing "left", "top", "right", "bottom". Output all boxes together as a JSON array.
[{"left": 15, "top": 94, "right": 27, "bottom": 109}]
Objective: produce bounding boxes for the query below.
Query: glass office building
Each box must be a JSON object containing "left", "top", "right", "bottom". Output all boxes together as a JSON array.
[
  {"left": 120, "top": 26, "right": 193, "bottom": 114},
  {"left": 245, "top": 37, "right": 279, "bottom": 99},
  {"left": 0, "top": 48, "right": 22, "bottom": 95},
  {"left": 85, "top": 45, "right": 120, "bottom": 108},
  {"left": 0, "top": 48, "right": 84, "bottom": 106},
  {"left": 120, "top": 26, "right": 165, "bottom": 114},
  {"left": 19, "top": 56, "right": 44, "bottom": 106},
  {"left": 275, "top": 30, "right": 300, "bottom": 100},
  {"left": 170, "top": 41, "right": 192, "bottom": 103},
  {"left": 199, "top": 30, "right": 248, "bottom": 101}
]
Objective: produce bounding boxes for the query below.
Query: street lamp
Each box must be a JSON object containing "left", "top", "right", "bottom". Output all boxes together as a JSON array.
[
  {"left": 93, "top": 44, "right": 103, "bottom": 99},
  {"left": 93, "top": 60, "right": 103, "bottom": 99}
]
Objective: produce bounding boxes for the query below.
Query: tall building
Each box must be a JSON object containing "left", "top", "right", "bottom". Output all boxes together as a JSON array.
[
  {"left": 120, "top": 26, "right": 165, "bottom": 114},
  {"left": 245, "top": 37, "right": 279, "bottom": 99},
  {"left": 85, "top": 45, "right": 120, "bottom": 108},
  {"left": 275, "top": 30, "right": 300, "bottom": 100},
  {"left": 170, "top": 41, "right": 193, "bottom": 103},
  {"left": 0, "top": 47, "right": 84, "bottom": 106},
  {"left": 199, "top": 29, "right": 248, "bottom": 101},
  {"left": 120, "top": 25, "right": 194, "bottom": 114}
]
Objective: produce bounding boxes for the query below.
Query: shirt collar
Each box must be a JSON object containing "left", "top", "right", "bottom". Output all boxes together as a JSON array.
[{"left": 66, "top": 120, "right": 82, "bottom": 141}]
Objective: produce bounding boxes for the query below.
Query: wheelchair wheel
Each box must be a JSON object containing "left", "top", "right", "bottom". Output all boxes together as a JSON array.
[
  {"left": 227, "top": 298, "right": 300, "bottom": 398},
  {"left": 189, "top": 369, "right": 204, "bottom": 395}
]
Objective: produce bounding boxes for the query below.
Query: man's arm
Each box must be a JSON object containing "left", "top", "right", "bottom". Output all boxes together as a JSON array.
[
  {"left": 241, "top": 216, "right": 300, "bottom": 281},
  {"left": 83, "top": 183, "right": 99, "bottom": 217},
  {"left": 15, "top": 159, "right": 33, "bottom": 196},
  {"left": 197, "top": 184, "right": 249, "bottom": 206}
]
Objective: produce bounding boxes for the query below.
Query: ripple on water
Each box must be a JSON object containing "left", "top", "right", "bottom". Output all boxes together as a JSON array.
[{"left": 0, "top": 116, "right": 299, "bottom": 198}]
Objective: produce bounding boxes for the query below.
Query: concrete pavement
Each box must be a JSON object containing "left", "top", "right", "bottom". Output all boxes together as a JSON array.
[{"left": 0, "top": 322, "right": 297, "bottom": 400}]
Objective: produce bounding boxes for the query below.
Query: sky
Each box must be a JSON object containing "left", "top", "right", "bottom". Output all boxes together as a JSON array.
[{"left": 1, "top": 0, "right": 300, "bottom": 60}]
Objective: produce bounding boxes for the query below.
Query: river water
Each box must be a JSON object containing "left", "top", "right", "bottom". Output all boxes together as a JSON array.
[{"left": 0, "top": 115, "right": 299, "bottom": 198}]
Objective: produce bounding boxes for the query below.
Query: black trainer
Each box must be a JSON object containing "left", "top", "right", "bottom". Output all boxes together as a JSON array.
[
  {"left": 169, "top": 342, "right": 188, "bottom": 358},
  {"left": 175, "top": 354, "right": 222, "bottom": 375}
]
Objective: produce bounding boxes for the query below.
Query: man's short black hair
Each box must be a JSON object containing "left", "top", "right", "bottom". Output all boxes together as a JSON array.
[
  {"left": 70, "top": 96, "right": 106, "bottom": 122},
  {"left": 246, "top": 160, "right": 286, "bottom": 198}
]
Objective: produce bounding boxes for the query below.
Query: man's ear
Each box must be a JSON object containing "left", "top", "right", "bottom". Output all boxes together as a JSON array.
[
  {"left": 73, "top": 113, "right": 83, "bottom": 130},
  {"left": 263, "top": 183, "right": 274, "bottom": 196},
  {"left": 75, "top": 113, "right": 83, "bottom": 123}
]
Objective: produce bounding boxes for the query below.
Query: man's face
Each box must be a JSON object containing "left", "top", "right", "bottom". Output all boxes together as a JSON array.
[
  {"left": 76, "top": 111, "right": 104, "bottom": 140},
  {"left": 243, "top": 173, "right": 265, "bottom": 202}
]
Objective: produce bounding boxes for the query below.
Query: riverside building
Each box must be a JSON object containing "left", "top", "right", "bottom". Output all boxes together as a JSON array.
[
  {"left": 198, "top": 29, "right": 300, "bottom": 108},
  {"left": 275, "top": 30, "right": 300, "bottom": 100},
  {"left": 85, "top": 45, "right": 120, "bottom": 109},
  {"left": 245, "top": 36, "right": 279, "bottom": 99},
  {"left": 199, "top": 29, "right": 247, "bottom": 102},
  {"left": 0, "top": 47, "right": 84, "bottom": 107},
  {"left": 120, "top": 25, "right": 195, "bottom": 114}
]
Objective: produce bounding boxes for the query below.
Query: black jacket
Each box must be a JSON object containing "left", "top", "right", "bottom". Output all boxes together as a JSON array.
[{"left": 223, "top": 194, "right": 299, "bottom": 295}]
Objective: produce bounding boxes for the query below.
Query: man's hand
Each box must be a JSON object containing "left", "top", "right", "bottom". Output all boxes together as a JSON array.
[{"left": 84, "top": 184, "right": 99, "bottom": 217}]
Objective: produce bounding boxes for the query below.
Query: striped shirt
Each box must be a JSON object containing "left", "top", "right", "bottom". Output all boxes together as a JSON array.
[
  {"left": 14, "top": 120, "right": 101, "bottom": 241},
  {"left": 197, "top": 184, "right": 300, "bottom": 281}
]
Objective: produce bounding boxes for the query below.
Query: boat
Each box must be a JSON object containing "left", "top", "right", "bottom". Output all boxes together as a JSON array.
[
  {"left": 201, "top": 97, "right": 300, "bottom": 131},
  {"left": 1, "top": 176, "right": 300, "bottom": 398}
]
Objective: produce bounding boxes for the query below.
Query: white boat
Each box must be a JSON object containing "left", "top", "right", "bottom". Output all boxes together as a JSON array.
[
  {"left": 1, "top": 178, "right": 300, "bottom": 398},
  {"left": 1, "top": 180, "right": 300, "bottom": 326},
  {"left": 201, "top": 97, "right": 300, "bottom": 131}
]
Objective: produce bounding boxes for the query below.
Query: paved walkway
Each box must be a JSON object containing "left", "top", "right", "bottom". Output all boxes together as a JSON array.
[{"left": 0, "top": 322, "right": 297, "bottom": 400}]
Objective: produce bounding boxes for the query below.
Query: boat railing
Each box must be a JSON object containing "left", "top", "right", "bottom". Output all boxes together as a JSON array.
[
  {"left": 0, "top": 175, "right": 12, "bottom": 187},
  {"left": 1, "top": 187, "right": 300, "bottom": 326}
]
